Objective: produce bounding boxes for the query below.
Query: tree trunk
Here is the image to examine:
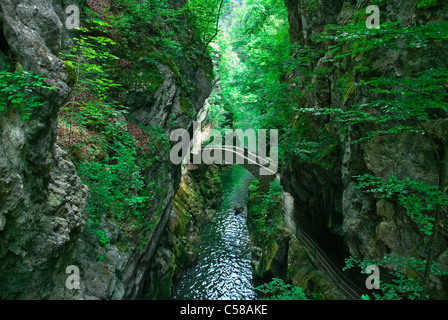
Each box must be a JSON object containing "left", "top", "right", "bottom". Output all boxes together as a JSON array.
[{"left": 203, "top": 0, "right": 225, "bottom": 53}]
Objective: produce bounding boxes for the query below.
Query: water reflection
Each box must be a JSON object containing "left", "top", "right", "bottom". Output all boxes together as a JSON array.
[{"left": 172, "top": 165, "right": 257, "bottom": 300}]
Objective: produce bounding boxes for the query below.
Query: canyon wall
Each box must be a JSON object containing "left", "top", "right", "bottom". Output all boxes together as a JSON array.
[
  {"left": 281, "top": 0, "right": 448, "bottom": 299},
  {"left": 0, "top": 0, "right": 213, "bottom": 299}
]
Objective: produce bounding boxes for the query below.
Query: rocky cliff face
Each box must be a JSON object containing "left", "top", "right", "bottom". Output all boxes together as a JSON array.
[
  {"left": 282, "top": 0, "right": 448, "bottom": 298},
  {"left": 0, "top": 0, "right": 89, "bottom": 299},
  {"left": 166, "top": 164, "right": 222, "bottom": 293},
  {"left": 0, "top": 0, "right": 212, "bottom": 299}
]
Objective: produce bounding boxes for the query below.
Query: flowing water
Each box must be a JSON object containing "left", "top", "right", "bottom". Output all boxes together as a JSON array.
[{"left": 172, "top": 165, "right": 258, "bottom": 300}]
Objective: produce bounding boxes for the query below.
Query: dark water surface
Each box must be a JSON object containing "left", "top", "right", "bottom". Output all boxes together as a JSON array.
[{"left": 172, "top": 165, "right": 257, "bottom": 300}]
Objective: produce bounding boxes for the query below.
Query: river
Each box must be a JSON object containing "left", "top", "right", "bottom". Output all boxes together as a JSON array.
[{"left": 171, "top": 165, "right": 258, "bottom": 300}]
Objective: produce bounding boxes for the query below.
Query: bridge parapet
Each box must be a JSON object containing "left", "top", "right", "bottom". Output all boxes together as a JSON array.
[{"left": 190, "top": 144, "right": 278, "bottom": 192}]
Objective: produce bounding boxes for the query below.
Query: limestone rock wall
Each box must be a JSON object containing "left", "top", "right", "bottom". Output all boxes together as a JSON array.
[
  {"left": 0, "top": 0, "right": 213, "bottom": 299},
  {"left": 282, "top": 0, "right": 448, "bottom": 299},
  {"left": 0, "top": 0, "right": 88, "bottom": 299}
]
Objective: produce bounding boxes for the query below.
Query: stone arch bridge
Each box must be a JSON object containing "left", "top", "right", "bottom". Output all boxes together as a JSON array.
[{"left": 189, "top": 145, "right": 278, "bottom": 192}]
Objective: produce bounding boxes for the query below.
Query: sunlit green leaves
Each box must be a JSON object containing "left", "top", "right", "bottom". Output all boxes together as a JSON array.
[
  {"left": 219, "top": 0, "right": 293, "bottom": 157},
  {"left": 354, "top": 174, "right": 448, "bottom": 235},
  {"left": 186, "top": 0, "right": 226, "bottom": 50},
  {"left": 0, "top": 70, "right": 54, "bottom": 119},
  {"left": 344, "top": 253, "right": 448, "bottom": 300},
  {"left": 61, "top": 24, "right": 121, "bottom": 100},
  {"left": 78, "top": 140, "right": 153, "bottom": 248},
  {"left": 416, "top": 0, "right": 441, "bottom": 10},
  {"left": 255, "top": 277, "right": 308, "bottom": 300}
]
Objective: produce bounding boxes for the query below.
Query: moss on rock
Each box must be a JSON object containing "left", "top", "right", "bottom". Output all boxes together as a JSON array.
[
  {"left": 170, "top": 166, "right": 223, "bottom": 277},
  {"left": 64, "top": 60, "right": 78, "bottom": 87}
]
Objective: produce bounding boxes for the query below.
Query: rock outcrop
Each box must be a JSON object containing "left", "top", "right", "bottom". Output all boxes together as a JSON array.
[
  {"left": 282, "top": 0, "right": 448, "bottom": 299},
  {"left": 0, "top": 0, "right": 213, "bottom": 299},
  {"left": 0, "top": 0, "right": 88, "bottom": 299}
]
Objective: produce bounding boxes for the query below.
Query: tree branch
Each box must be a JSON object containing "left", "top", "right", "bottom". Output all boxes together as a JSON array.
[{"left": 203, "top": 0, "right": 225, "bottom": 53}]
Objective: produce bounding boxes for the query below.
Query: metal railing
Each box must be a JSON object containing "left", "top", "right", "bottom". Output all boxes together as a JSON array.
[
  {"left": 291, "top": 224, "right": 366, "bottom": 300},
  {"left": 199, "top": 144, "right": 279, "bottom": 176}
]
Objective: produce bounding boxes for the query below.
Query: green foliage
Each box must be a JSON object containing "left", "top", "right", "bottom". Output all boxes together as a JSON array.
[
  {"left": 287, "top": 133, "right": 338, "bottom": 168},
  {"left": 296, "top": 67, "right": 448, "bottom": 144},
  {"left": 0, "top": 70, "right": 54, "bottom": 119},
  {"left": 261, "top": 180, "right": 283, "bottom": 237},
  {"left": 344, "top": 254, "right": 448, "bottom": 300},
  {"left": 290, "top": 140, "right": 320, "bottom": 164},
  {"left": 78, "top": 139, "right": 153, "bottom": 248},
  {"left": 316, "top": 20, "right": 448, "bottom": 60},
  {"left": 299, "top": 0, "right": 318, "bottom": 11},
  {"left": 206, "top": 95, "right": 229, "bottom": 128},
  {"left": 248, "top": 179, "right": 282, "bottom": 246},
  {"left": 256, "top": 278, "right": 308, "bottom": 300},
  {"left": 218, "top": 0, "right": 294, "bottom": 165},
  {"left": 100, "top": 0, "right": 217, "bottom": 95},
  {"left": 295, "top": 14, "right": 448, "bottom": 240},
  {"left": 64, "top": 61, "right": 78, "bottom": 87},
  {"left": 145, "top": 125, "right": 171, "bottom": 164},
  {"left": 112, "top": 0, "right": 181, "bottom": 33},
  {"left": 58, "top": 12, "right": 169, "bottom": 250},
  {"left": 354, "top": 174, "right": 448, "bottom": 235},
  {"left": 416, "top": 0, "right": 440, "bottom": 9},
  {"left": 108, "top": 0, "right": 183, "bottom": 58},
  {"left": 290, "top": 8, "right": 448, "bottom": 300},
  {"left": 186, "top": 0, "right": 226, "bottom": 50},
  {"left": 61, "top": 24, "right": 121, "bottom": 100}
]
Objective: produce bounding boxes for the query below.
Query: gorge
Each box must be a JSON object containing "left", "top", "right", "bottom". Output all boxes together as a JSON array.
[{"left": 0, "top": 0, "right": 447, "bottom": 302}]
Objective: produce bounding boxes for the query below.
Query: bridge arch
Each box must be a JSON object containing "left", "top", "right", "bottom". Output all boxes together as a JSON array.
[{"left": 189, "top": 145, "right": 278, "bottom": 192}]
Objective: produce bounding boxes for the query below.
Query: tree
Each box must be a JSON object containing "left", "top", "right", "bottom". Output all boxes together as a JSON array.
[
  {"left": 217, "top": 0, "right": 294, "bottom": 163},
  {"left": 186, "top": 0, "right": 228, "bottom": 52}
]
